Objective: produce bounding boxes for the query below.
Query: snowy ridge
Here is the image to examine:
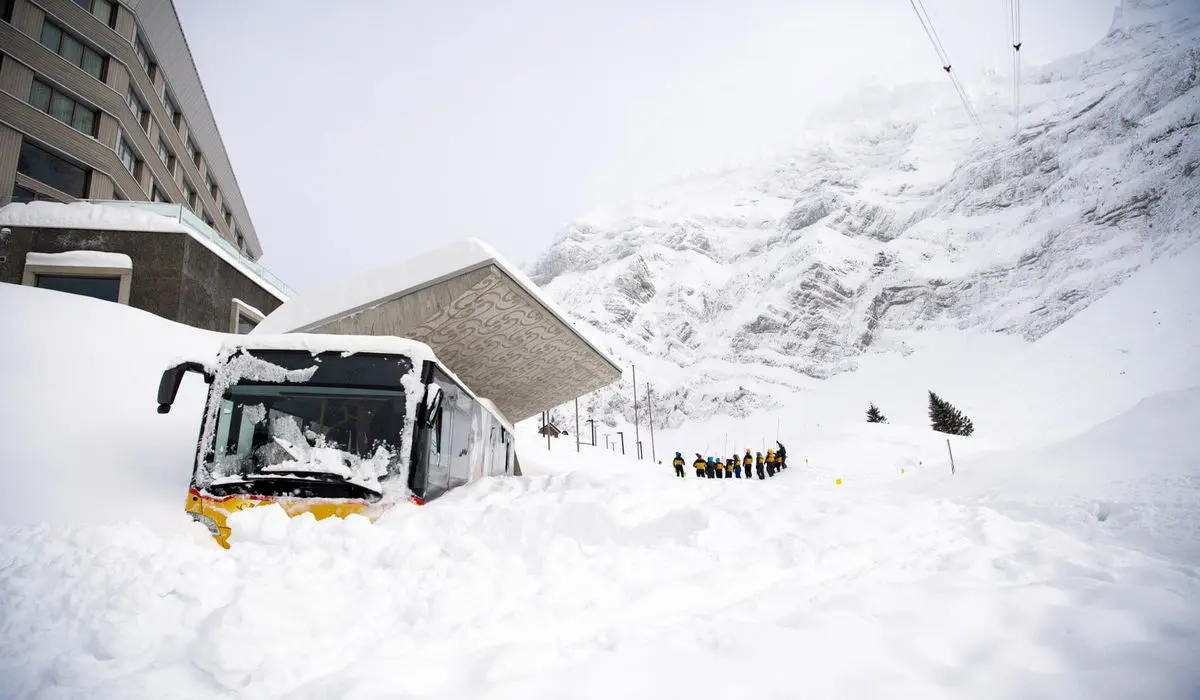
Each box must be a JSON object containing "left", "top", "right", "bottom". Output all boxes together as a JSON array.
[{"left": 530, "top": 0, "right": 1200, "bottom": 427}]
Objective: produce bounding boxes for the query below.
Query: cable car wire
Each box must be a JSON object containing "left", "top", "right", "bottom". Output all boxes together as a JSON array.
[{"left": 907, "top": 0, "right": 983, "bottom": 128}]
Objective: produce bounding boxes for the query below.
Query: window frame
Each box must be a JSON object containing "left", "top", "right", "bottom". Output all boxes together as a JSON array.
[
  {"left": 116, "top": 132, "right": 140, "bottom": 177},
  {"left": 28, "top": 78, "right": 99, "bottom": 138},
  {"left": 22, "top": 253, "right": 132, "bottom": 305},
  {"left": 150, "top": 182, "right": 168, "bottom": 203},
  {"left": 229, "top": 298, "right": 265, "bottom": 334},
  {"left": 133, "top": 33, "right": 156, "bottom": 79},
  {"left": 72, "top": 0, "right": 116, "bottom": 29},
  {"left": 39, "top": 19, "right": 107, "bottom": 81},
  {"left": 17, "top": 139, "right": 91, "bottom": 198},
  {"left": 156, "top": 137, "right": 175, "bottom": 173}
]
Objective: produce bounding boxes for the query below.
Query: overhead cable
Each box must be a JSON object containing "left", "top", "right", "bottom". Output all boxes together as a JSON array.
[{"left": 907, "top": 0, "right": 983, "bottom": 128}]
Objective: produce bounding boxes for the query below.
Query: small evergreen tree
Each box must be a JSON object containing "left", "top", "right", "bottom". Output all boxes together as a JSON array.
[
  {"left": 866, "top": 403, "right": 888, "bottom": 423},
  {"left": 928, "top": 391, "right": 975, "bottom": 436}
]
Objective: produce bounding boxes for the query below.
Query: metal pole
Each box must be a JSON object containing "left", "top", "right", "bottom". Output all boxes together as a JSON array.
[
  {"left": 632, "top": 365, "right": 640, "bottom": 460},
  {"left": 575, "top": 398, "right": 580, "bottom": 453},
  {"left": 646, "top": 383, "right": 656, "bottom": 463},
  {"left": 545, "top": 411, "right": 550, "bottom": 451},
  {"left": 618, "top": 431, "right": 625, "bottom": 455},
  {"left": 946, "top": 439, "right": 956, "bottom": 475}
]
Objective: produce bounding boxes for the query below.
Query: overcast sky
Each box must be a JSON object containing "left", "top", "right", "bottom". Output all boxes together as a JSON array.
[{"left": 175, "top": 0, "right": 1115, "bottom": 291}]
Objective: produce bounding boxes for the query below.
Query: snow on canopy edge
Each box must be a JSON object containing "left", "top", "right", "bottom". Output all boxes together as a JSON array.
[
  {"left": 25, "top": 250, "right": 132, "bottom": 269},
  {"left": 0, "top": 202, "right": 289, "bottom": 303},
  {"left": 252, "top": 238, "right": 621, "bottom": 373}
]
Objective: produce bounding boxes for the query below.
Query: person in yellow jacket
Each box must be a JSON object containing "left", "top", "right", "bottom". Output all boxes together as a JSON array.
[
  {"left": 725, "top": 455, "right": 737, "bottom": 479},
  {"left": 766, "top": 449, "right": 777, "bottom": 477},
  {"left": 693, "top": 453, "right": 706, "bottom": 478},
  {"left": 743, "top": 449, "right": 753, "bottom": 479},
  {"left": 672, "top": 452, "right": 686, "bottom": 478},
  {"left": 755, "top": 451, "right": 766, "bottom": 480}
]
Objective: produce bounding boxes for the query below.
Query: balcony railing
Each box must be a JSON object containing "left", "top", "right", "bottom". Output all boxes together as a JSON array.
[{"left": 82, "top": 200, "right": 293, "bottom": 299}]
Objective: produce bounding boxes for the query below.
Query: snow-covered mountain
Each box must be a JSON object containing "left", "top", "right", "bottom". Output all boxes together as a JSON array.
[{"left": 531, "top": 0, "right": 1200, "bottom": 428}]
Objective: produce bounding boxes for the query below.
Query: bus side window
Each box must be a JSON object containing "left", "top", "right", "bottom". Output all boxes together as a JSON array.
[{"left": 431, "top": 406, "right": 443, "bottom": 455}]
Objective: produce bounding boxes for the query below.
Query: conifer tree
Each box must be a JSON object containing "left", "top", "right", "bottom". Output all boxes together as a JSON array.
[
  {"left": 866, "top": 403, "right": 888, "bottom": 423},
  {"left": 928, "top": 391, "right": 975, "bottom": 436}
]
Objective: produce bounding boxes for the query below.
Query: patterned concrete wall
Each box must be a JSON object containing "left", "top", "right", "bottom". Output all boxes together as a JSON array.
[{"left": 308, "top": 264, "right": 621, "bottom": 422}]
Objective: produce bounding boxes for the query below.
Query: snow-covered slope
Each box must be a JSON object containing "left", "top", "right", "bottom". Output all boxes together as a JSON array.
[
  {"left": 2, "top": 251, "right": 1198, "bottom": 697},
  {"left": 530, "top": 0, "right": 1200, "bottom": 426}
]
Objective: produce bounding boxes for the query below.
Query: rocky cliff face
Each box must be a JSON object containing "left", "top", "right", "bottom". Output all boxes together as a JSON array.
[{"left": 531, "top": 0, "right": 1200, "bottom": 428}]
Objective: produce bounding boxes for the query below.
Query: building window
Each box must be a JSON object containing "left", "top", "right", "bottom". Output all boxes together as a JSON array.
[
  {"left": 162, "top": 89, "right": 181, "bottom": 129},
  {"left": 117, "top": 135, "right": 140, "bottom": 177},
  {"left": 35, "top": 274, "right": 121, "bottom": 302},
  {"left": 221, "top": 205, "right": 231, "bottom": 227},
  {"left": 23, "top": 252, "right": 133, "bottom": 305},
  {"left": 185, "top": 137, "right": 197, "bottom": 163},
  {"left": 230, "top": 299, "right": 264, "bottom": 334},
  {"left": 17, "top": 140, "right": 90, "bottom": 198},
  {"left": 156, "top": 138, "right": 175, "bottom": 172},
  {"left": 151, "top": 183, "right": 168, "bottom": 202},
  {"left": 28, "top": 79, "right": 98, "bottom": 137},
  {"left": 183, "top": 181, "right": 197, "bottom": 211},
  {"left": 202, "top": 210, "right": 214, "bottom": 228},
  {"left": 11, "top": 184, "right": 56, "bottom": 203},
  {"left": 39, "top": 21, "right": 106, "bottom": 81},
  {"left": 206, "top": 173, "right": 217, "bottom": 199},
  {"left": 125, "top": 87, "right": 149, "bottom": 131},
  {"left": 3, "top": 0, "right": 15, "bottom": 23},
  {"left": 134, "top": 35, "right": 155, "bottom": 78},
  {"left": 72, "top": 0, "right": 116, "bottom": 28}
]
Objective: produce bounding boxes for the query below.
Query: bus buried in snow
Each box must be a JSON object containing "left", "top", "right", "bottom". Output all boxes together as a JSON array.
[{"left": 157, "top": 335, "right": 514, "bottom": 547}]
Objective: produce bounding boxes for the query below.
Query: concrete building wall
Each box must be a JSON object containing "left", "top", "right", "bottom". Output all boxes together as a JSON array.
[{"left": 0, "top": 225, "right": 281, "bottom": 332}]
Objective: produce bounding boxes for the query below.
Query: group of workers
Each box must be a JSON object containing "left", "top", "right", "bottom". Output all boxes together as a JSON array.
[{"left": 670, "top": 442, "right": 789, "bottom": 480}]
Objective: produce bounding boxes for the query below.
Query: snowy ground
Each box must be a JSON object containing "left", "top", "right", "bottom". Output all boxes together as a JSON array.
[{"left": 1, "top": 246, "right": 1199, "bottom": 698}]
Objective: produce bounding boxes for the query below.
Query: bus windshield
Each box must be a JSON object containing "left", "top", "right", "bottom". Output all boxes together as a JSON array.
[{"left": 206, "top": 383, "right": 406, "bottom": 499}]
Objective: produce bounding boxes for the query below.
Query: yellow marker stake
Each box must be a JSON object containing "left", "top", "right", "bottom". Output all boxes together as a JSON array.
[
  {"left": 835, "top": 478, "right": 843, "bottom": 485},
  {"left": 901, "top": 468, "right": 905, "bottom": 474}
]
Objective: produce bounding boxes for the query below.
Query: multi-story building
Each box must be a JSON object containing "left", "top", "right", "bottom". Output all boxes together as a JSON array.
[
  {"left": 0, "top": 0, "right": 258, "bottom": 258},
  {"left": 0, "top": 0, "right": 289, "bottom": 332}
]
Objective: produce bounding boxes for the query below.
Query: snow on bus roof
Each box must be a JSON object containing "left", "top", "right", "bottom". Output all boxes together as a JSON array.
[
  {"left": 221, "top": 333, "right": 514, "bottom": 430},
  {"left": 221, "top": 333, "right": 437, "bottom": 363},
  {"left": 252, "top": 238, "right": 619, "bottom": 371}
]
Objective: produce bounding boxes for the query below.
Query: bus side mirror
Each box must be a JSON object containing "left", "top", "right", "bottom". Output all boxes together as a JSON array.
[{"left": 157, "top": 361, "right": 211, "bottom": 414}]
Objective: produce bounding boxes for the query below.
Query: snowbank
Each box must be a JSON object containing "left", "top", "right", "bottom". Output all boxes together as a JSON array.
[
  {"left": 2, "top": 274, "right": 1200, "bottom": 697},
  {"left": 0, "top": 283, "right": 221, "bottom": 529}
]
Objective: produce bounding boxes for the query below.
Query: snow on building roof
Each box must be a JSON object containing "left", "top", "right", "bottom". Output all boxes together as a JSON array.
[
  {"left": 1, "top": 201, "right": 191, "bottom": 233},
  {"left": 0, "top": 202, "right": 289, "bottom": 302},
  {"left": 25, "top": 251, "right": 133, "bottom": 270}
]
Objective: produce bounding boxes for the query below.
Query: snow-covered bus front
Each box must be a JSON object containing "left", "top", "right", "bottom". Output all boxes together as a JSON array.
[{"left": 157, "top": 335, "right": 514, "bottom": 547}]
